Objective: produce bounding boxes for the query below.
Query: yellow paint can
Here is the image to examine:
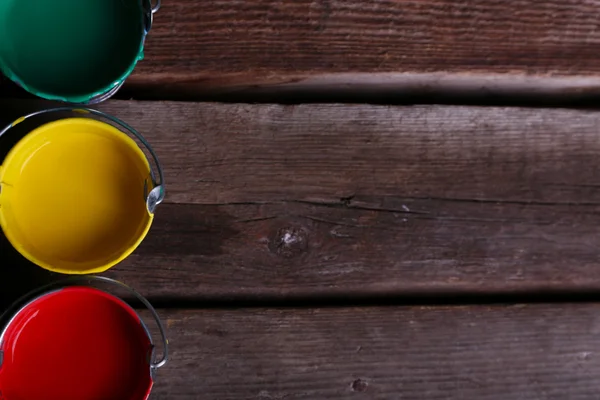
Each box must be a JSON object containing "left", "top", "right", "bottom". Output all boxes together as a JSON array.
[{"left": 0, "top": 108, "right": 165, "bottom": 274}]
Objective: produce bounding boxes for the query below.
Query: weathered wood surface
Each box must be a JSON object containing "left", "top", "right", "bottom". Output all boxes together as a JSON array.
[
  {"left": 124, "top": 0, "right": 600, "bottom": 98},
  {"left": 3, "top": 101, "right": 600, "bottom": 301},
  {"left": 148, "top": 304, "right": 600, "bottom": 399}
]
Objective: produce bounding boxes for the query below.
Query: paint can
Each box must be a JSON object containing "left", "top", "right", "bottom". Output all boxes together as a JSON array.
[
  {"left": 0, "top": 0, "right": 161, "bottom": 104},
  {"left": 0, "top": 107, "right": 165, "bottom": 274},
  {"left": 0, "top": 276, "right": 168, "bottom": 400}
]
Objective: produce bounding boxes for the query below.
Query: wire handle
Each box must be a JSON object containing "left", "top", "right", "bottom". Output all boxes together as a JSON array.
[
  {"left": 87, "top": 276, "right": 168, "bottom": 369},
  {"left": 0, "top": 107, "right": 165, "bottom": 214},
  {"left": 143, "top": 0, "right": 160, "bottom": 34}
]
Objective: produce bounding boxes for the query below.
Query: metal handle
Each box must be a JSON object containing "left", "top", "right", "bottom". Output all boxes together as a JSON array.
[
  {"left": 0, "top": 107, "right": 165, "bottom": 214},
  {"left": 86, "top": 276, "right": 169, "bottom": 369},
  {"left": 143, "top": 0, "right": 160, "bottom": 34}
]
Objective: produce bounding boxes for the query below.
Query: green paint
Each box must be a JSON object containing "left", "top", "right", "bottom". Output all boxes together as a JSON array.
[{"left": 0, "top": 0, "right": 145, "bottom": 103}]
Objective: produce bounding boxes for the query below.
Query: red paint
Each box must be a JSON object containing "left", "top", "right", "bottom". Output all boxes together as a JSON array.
[{"left": 0, "top": 287, "right": 153, "bottom": 400}]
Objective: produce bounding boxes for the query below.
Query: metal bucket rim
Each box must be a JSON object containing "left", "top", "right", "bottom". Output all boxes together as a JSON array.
[
  {"left": 0, "top": 286, "right": 157, "bottom": 399},
  {"left": 0, "top": 277, "right": 168, "bottom": 369},
  {"left": 0, "top": 108, "right": 165, "bottom": 275}
]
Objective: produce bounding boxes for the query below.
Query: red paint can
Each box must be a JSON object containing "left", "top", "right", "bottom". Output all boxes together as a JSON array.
[{"left": 0, "top": 277, "right": 168, "bottom": 400}]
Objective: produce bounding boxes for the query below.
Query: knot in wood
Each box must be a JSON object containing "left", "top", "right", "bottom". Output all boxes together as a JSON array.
[
  {"left": 351, "top": 379, "right": 368, "bottom": 392},
  {"left": 269, "top": 227, "right": 308, "bottom": 258}
]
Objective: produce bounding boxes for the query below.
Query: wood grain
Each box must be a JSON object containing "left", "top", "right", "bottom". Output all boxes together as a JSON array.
[
  {"left": 91, "top": 101, "right": 600, "bottom": 206},
  {"left": 4, "top": 101, "right": 600, "bottom": 300},
  {"left": 125, "top": 0, "right": 600, "bottom": 98},
  {"left": 148, "top": 304, "right": 600, "bottom": 399},
  {"left": 111, "top": 200, "right": 600, "bottom": 301}
]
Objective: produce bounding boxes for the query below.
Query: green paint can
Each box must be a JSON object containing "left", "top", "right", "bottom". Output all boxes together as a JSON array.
[{"left": 0, "top": 0, "right": 160, "bottom": 104}]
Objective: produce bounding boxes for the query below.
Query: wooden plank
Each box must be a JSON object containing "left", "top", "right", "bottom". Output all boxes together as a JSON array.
[
  {"left": 112, "top": 200, "right": 600, "bottom": 301},
  {"left": 125, "top": 0, "right": 600, "bottom": 98},
  {"left": 96, "top": 101, "right": 600, "bottom": 299},
  {"left": 148, "top": 304, "right": 600, "bottom": 399},
  {"left": 3, "top": 101, "right": 600, "bottom": 300},
  {"left": 92, "top": 101, "right": 600, "bottom": 206}
]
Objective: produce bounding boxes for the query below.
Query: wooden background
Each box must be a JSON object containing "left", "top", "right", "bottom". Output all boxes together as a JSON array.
[
  {"left": 3, "top": 1, "right": 600, "bottom": 399},
  {"left": 127, "top": 0, "right": 600, "bottom": 101}
]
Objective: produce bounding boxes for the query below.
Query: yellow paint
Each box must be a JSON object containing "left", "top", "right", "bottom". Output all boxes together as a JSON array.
[
  {"left": 11, "top": 116, "right": 26, "bottom": 127},
  {"left": 0, "top": 118, "right": 153, "bottom": 274}
]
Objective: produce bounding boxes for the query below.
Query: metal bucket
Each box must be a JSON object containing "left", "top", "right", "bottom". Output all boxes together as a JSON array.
[
  {"left": 0, "top": 107, "right": 165, "bottom": 274},
  {"left": 0, "top": 0, "right": 161, "bottom": 104},
  {"left": 0, "top": 276, "right": 168, "bottom": 400}
]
